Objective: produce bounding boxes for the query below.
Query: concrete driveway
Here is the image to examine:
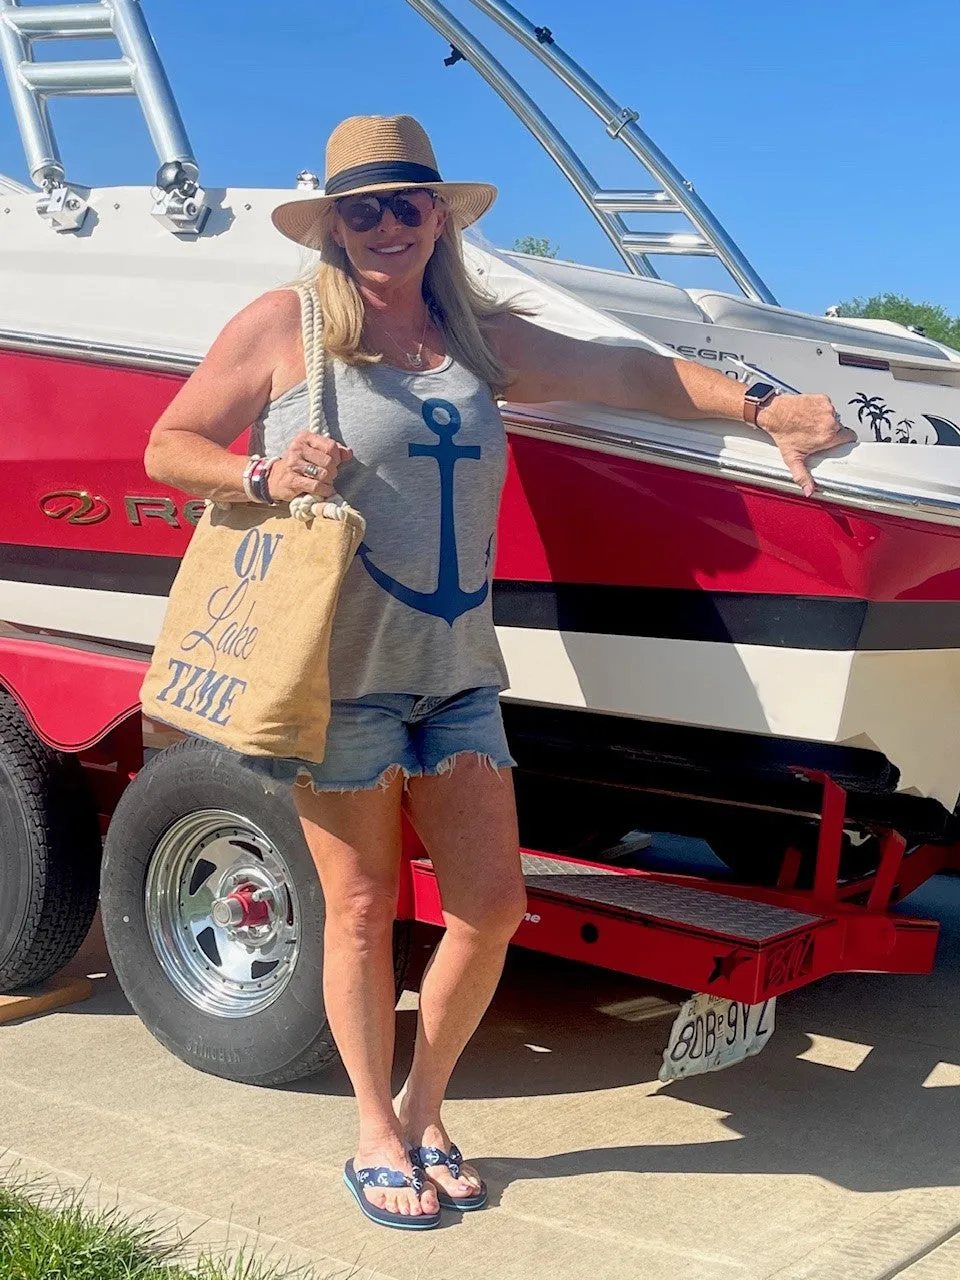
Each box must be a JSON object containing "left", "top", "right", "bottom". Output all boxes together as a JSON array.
[{"left": 2, "top": 858, "right": 959, "bottom": 1280}]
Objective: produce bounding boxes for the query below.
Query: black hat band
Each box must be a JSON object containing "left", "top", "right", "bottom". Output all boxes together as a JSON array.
[{"left": 324, "top": 160, "right": 444, "bottom": 197}]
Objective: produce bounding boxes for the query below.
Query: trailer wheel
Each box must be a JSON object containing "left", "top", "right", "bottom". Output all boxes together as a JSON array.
[
  {"left": 100, "top": 738, "right": 413, "bottom": 1086},
  {"left": 0, "top": 692, "right": 101, "bottom": 993}
]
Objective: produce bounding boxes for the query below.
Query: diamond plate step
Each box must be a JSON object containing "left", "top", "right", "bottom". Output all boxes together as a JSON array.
[{"left": 521, "top": 853, "right": 822, "bottom": 943}]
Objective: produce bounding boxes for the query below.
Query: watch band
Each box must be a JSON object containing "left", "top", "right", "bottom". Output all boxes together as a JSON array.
[{"left": 743, "top": 384, "right": 779, "bottom": 427}]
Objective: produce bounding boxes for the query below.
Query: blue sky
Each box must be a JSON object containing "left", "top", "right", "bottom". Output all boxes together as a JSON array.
[{"left": 1, "top": 0, "right": 956, "bottom": 315}]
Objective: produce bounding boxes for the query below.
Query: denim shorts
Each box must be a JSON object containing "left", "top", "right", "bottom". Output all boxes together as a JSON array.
[{"left": 242, "top": 686, "right": 516, "bottom": 794}]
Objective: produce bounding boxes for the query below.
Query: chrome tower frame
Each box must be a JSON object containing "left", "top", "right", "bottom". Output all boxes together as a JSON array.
[
  {"left": 0, "top": 0, "right": 774, "bottom": 296},
  {"left": 0, "top": 0, "right": 206, "bottom": 231},
  {"left": 405, "top": 0, "right": 777, "bottom": 302}
]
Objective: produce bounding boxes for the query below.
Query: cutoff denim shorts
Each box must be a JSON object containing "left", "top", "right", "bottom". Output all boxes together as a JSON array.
[{"left": 242, "top": 685, "right": 516, "bottom": 794}]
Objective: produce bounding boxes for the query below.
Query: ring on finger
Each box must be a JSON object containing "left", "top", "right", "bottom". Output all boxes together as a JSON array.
[{"left": 303, "top": 462, "right": 320, "bottom": 479}]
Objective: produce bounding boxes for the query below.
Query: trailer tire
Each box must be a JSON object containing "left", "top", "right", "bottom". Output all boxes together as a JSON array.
[
  {"left": 100, "top": 738, "right": 413, "bottom": 1086},
  {"left": 0, "top": 692, "right": 101, "bottom": 993}
]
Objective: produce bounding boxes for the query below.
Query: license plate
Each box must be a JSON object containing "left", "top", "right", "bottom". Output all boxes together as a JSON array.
[{"left": 659, "top": 992, "right": 776, "bottom": 1082}]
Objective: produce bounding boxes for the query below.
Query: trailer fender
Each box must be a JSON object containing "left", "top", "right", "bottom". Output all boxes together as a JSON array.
[{"left": 0, "top": 636, "right": 147, "bottom": 752}]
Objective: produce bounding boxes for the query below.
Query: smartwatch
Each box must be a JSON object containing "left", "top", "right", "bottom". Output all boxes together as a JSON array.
[{"left": 743, "top": 381, "right": 779, "bottom": 427}]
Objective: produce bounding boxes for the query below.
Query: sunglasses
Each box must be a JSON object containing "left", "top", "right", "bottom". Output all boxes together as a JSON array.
[{"left": 335, "top": 188, "right": 439, "bottom": 233}]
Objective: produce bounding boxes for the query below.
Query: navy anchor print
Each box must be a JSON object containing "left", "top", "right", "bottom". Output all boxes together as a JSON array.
[{"left": 358, "top": 397, "right": 491, "bottom": 626}]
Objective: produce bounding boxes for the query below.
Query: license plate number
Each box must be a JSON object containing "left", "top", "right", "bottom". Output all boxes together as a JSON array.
[{"left": 659, "top": 993, "right": 775, "bottom": 1082}]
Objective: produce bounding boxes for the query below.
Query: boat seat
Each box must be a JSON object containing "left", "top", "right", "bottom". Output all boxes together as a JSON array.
[{"left": 690, "top": 290, "right": 950, "bottom": 361}]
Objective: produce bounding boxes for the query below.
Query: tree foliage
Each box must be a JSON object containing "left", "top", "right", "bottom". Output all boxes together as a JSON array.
[
  {"left": 513, "top": 235, "right": 559, "bottom": 259},
  {"left": 835, "top": 292, "right": 960, "bottom": 351}
]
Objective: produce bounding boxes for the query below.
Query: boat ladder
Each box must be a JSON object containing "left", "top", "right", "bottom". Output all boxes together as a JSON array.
[
  {"left": 405, "top": 0, "right": 776, "bottom": 303},
  {"left": 0, "top": 0, "right": 206, "bottom": 232}
]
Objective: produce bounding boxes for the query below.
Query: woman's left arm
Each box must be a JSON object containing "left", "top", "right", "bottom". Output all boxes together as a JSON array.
[{"left": 493, "top": 313, "right": 857, "bottom": 497}]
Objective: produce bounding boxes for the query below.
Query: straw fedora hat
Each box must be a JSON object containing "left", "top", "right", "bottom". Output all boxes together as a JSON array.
[{"left": 272, "top": 114, "right": 497, "bottom": 246}]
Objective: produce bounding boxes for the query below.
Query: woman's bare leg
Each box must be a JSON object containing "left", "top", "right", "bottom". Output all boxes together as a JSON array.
[
  {"left": 396, "top": 757, "right": 527, "bottom": 1201},
  {"left": 294, "top": 772, "right": 439, "bottom": 1218}
]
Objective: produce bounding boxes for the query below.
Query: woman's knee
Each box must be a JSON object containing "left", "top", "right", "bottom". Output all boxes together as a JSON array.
[
  {"left": 325, "top": 881, "right": 399, "bottom": 949},
  {"left": 445, "top": 881, "right": 528, "bottom": 945}
]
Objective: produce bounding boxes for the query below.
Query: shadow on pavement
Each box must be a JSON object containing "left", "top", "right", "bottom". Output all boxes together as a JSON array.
[
  {"left": 57, "top": 863, "right": 960, "bottom": 1198},
  {"left": 468, "top": 875, "right": 960, "bottom": 1198}
]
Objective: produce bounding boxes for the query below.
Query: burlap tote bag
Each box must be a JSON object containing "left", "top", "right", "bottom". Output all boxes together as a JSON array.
[{"left": 140, "top": 282, "right": 364, "bottom": 762}]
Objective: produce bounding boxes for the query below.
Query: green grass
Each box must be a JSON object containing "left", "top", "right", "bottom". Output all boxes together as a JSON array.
[{"left": 0, "top": 1170, "right": 330, "bottom": 1280}]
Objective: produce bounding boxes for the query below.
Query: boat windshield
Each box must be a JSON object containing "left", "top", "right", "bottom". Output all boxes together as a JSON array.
[{"left": 0, "top": 173, "right": 30, "bottom": 196}]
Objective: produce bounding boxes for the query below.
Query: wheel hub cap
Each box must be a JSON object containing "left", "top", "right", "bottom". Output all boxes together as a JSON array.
[
  {"left": 211, "top": 884, "right": 272, "bottom": 929},
  {"left": 144, "top": 809, "right": 301, "bottom": 1019}
]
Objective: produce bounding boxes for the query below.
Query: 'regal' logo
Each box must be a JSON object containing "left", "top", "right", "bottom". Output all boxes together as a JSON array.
[
  {"left": 39, "top": 491, "right": 207, "bottom": 528},
  {"left": 39, "top": 489, "right": 111, "bottom": 525}
]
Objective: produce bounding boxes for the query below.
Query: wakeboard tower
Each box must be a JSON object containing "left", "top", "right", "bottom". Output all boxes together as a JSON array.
[{"left": 0, "top": 0, "right": 957, "bottom": 1085}]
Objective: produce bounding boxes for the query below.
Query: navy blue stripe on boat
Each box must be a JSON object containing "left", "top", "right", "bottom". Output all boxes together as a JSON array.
[
  {"left": 0, "top": 545, "right": 956, "bottom": 651},
  {"left": 491, "top": 580, "right": 960, "bottom": 650}
]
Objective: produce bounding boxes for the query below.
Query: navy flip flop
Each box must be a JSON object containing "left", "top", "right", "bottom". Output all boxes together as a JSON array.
[
  {"left": 416, "top": 1143, "right": 488, "bottom": 1211},
  {"left": 343, "top": 1158, "right": 441, "bottom": 1230}
]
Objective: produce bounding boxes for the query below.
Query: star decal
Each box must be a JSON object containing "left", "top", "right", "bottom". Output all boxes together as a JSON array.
[{"left": 708, "top": 950, "right": 751, "bottom": 984}]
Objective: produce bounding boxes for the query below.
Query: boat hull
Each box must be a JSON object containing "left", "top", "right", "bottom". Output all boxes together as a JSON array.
[{"left": 2, "top": 344, "right": 960, "bottom": 819}]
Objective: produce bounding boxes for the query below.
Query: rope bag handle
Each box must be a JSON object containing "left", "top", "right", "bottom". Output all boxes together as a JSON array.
[
  {"left": 295, "top": 279, "right": 327, "bottom": 437},
  {"left": 289, "top": 280, "right": 351, "bottom": 523}
]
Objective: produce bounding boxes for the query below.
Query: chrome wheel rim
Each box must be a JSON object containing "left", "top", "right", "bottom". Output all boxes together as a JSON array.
[{"left": 144, "top": 809, "right": 301, "bottom": 1018}]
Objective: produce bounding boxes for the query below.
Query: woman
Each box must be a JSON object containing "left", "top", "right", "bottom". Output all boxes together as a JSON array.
[{"left": 145, "top": 114, "right": 854, "bottom": 1230}]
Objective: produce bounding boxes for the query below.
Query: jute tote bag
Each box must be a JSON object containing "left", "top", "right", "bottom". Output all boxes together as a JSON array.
[{"left": 140, "top": 283, "right": 364, "bottom": 762}]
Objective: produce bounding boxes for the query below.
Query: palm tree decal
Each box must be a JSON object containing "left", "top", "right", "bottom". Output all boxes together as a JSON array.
[
  {"left": 848, "top": 394, "right": 894, "bottom": 441},
  {"left": 848, "top": 394, "right": 957, "bottom": 445},
  {"left": 849, "top": 393, "right": 883, "bottom": 425}
]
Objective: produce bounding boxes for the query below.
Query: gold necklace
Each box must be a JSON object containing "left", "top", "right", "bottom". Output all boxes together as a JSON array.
[{"left": 369, "top": 307, "right": 430, "bottom": 369}]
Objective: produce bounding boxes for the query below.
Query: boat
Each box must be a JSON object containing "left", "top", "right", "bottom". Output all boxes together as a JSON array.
[{"left": 3, "top": 0, "right": 960, "bottom": 879}]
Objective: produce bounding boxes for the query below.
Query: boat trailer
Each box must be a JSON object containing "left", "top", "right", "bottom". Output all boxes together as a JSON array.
[
  {"left": 406, "top": 771, "right": 959, "bottom": 1008},
  {"left": 24, "top": 627, "right": 958, "bottom": 1067},
  {"left": 52, "top": 637, "right": 960, "bottom": 1010}
]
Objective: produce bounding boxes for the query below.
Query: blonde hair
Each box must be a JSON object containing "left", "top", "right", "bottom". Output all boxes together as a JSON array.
[{"left": 299, "top": 204, "right": 529, "bottom": 395}]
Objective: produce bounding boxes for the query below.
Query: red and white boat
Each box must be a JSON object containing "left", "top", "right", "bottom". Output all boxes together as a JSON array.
[
  {"left": 2, "top": 0, "right": 960, "bottom": 874},
  {"left": 4, "top": 0, "right": 960, "bottom": 1090}
]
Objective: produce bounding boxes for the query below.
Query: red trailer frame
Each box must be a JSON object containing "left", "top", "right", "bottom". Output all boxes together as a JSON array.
[
  {"left": 400, "top": 770, "right": 960, "bottom": 1004},
  {"left": 2, "top": 634, "right": 958, "bottom": 1007}
]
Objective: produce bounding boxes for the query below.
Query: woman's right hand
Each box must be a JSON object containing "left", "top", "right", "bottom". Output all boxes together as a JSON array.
[{"left": 267, "top": 431, "right": 354, "bottom": 503}]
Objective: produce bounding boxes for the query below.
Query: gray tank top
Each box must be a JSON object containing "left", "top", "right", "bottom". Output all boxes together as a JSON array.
[{"left": 252, "top": 353, "right": 509, "bottom": 700}]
